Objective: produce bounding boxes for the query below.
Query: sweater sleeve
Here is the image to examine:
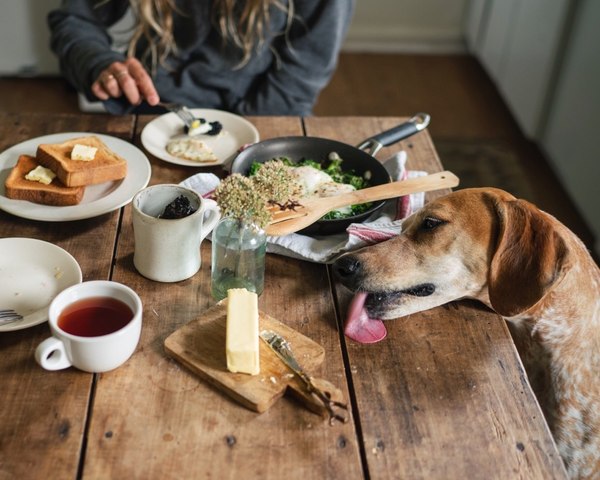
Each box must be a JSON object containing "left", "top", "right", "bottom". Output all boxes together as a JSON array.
[
  {"left": 47, "top": 0, "right": 129, "bottom": 101},
  {"left": 229, "top": 0, "right": 355, "bottom": 116}
]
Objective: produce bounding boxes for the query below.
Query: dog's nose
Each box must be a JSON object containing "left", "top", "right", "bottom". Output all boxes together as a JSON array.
[{"left": 333, "top": 255, "right": 362, "bottom": 282}]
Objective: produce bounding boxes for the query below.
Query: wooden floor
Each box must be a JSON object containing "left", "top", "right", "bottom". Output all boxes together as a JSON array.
[{"left": 0, "top": 52, "right": 594, "bottom": 250}]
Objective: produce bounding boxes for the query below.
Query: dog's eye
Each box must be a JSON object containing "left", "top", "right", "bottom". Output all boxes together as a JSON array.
[{"left": 421, "top": 217, "right": 445, "bottom": 231}]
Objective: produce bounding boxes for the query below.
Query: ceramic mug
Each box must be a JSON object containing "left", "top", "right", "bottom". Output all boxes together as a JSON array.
[
  {"left": 35, "top": 280, "right": 143, "bottom": 373},
  {"left": 132, "top": 184, "right": 220, "bottom": 282}
]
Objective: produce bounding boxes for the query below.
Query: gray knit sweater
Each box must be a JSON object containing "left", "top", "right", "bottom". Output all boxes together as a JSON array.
[{"left": 48, "top": 0, "right": 354, "bottom": 115}]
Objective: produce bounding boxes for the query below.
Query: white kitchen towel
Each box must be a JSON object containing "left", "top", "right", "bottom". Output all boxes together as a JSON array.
[{"left": 180, "top": 151, "right": 426, "bottom": 264}]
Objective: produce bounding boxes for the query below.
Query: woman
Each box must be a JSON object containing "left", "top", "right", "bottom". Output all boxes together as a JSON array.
[{"left": 48, "top": 0, "right": 354, "bottom": 115}]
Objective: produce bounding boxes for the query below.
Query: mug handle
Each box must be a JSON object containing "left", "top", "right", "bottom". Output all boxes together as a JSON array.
[
  {"left": 35, "top": 337, "right": 72, "bottom": 370},
  {"left": 199, "top": 201, "right": 221, "bottom": 241}
]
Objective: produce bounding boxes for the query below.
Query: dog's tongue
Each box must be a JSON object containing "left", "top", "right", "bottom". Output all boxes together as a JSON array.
[{"left": 344, "top": 292, "right": 387, "bottom": 344}]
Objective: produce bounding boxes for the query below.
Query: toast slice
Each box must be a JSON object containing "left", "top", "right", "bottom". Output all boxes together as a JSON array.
[
  {"left": 4, "top": 155, "right": 85, "bottom": 206},
  {"left": 36, "top": 135, "right": 127, "bottom": 187}
]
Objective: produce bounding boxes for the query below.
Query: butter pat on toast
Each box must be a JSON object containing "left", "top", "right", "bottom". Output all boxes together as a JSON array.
[
  {"left": 36, "top": 136, "right": 127, "bottom": 187},
  {"left": 5, "top": 155, "right": 85, "bottom": 206}
]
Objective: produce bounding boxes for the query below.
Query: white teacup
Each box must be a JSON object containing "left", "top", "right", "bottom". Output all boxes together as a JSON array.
[
  {"left": 132, "top": 184, "right": 220, "bottom": 282},
  {"left": 35, "top": 281, "right": 142, "bottom": 373}
]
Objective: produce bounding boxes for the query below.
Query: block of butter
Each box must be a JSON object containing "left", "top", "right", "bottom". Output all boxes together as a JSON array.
[
  {"left": 25, "top": 165, "right": 56, "bottom": 185},
  {"left": 71, "top": 144, "right": 97, "bottom": 161},
  {"left": 226, "top": 288, "right": 260, "bottom": 375}
]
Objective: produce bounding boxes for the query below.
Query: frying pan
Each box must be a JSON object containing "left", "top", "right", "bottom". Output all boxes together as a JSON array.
[{"left": 230, "top": 113, "right": 431, "bottom": 235}]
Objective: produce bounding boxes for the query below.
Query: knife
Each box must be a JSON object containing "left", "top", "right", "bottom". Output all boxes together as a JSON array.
[{"left": 260, "top": 329, "right": 348, "bottom": 425}]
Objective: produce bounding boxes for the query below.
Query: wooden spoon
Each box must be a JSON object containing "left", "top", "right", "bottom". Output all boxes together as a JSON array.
[{"left": 265, "top": 170, "right": 459, "bottom": 236}]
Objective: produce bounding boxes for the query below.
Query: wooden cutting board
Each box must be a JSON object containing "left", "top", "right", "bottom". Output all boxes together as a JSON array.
[{"left": 164, "top": 303, "right": 344, "bottom": 415}]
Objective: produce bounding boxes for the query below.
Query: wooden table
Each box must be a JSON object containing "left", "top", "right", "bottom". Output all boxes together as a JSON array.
[{"left": 0, "top": 112, "right": 567, "bottom": 479}]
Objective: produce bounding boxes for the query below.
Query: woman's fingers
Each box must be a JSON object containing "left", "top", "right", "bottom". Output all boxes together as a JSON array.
[
  {"left": 91, "top": 71, "right": 116, "bottom": 100},
  {"left": 114, "top": 68, "right": 141, "bottom": 105},
  {"left": 91, "top": 59, "right": 159, "bottom": 106},
  {"left": 124, "top": 58, "right": 160, "bottom": 105}
]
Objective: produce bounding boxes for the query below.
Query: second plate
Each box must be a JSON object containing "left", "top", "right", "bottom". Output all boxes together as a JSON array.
[{"left": 141, "top": 108, "right": 259, "bottom": 167}]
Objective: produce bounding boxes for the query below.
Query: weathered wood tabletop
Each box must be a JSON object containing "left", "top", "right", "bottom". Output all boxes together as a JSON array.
[{"left": 0, "top": 112, "right": 567, "bottom": 479}]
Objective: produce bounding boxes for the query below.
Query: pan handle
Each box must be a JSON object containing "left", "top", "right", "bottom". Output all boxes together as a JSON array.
[{"left": 356, "top": 113, "right": 430, "bottom": 156}]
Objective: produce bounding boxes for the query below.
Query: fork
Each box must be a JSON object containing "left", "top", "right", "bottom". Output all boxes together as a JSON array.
[
  {"left": 158, "top": 102, "right": 196, "bottom": 128},
  {"left": 0, "top": 309, "right": 24, "bottom": 326},
  {"left": 0, "top": 306, "right": 49, "bottom": 328}
]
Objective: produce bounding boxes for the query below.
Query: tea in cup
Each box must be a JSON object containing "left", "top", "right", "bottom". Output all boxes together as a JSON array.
[
  {"left": 132, "top": 184, "right": 220, "bottom": 282},
  {"left": 35, "top": 280, "right": 142, "bottom": 373}
]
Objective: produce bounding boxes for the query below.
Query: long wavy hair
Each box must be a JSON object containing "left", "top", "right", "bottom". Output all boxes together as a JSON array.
[{"left": 126, "top": 0, "right": 295, "bottom": 70}]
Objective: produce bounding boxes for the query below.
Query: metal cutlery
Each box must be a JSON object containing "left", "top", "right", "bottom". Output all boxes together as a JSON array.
[
  {"left": 0, "top": 309, "right": 24, "bottom": 326},
  {"left": 0, "top": 307, "right": 49, "bottom": 327},
  {"left": 260, "top": 329, "right": 348, "bottom": 424},
  {"left": 159, "top": 102, "right": 223, "bottom": 136},
  {"left": 159, "top": 102, "right": 196, "bottom": 128}
]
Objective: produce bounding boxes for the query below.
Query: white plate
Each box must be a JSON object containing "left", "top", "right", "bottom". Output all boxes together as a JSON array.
[
  {"left": 0, "top": 238, "right": 82, "bottom": 332},
  {"left": 141, "top": 108, "right": 259, "bottom": 167},
  {"left": 0, "top": 132, "right": 151, "bottom": 221}
]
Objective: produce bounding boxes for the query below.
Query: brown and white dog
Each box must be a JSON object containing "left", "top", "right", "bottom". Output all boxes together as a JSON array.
[{"left": 333, "top": 188, "right": 599, "bottom": 479}]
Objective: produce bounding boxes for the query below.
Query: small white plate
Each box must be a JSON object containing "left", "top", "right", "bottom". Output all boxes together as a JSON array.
[
  {"left": 0, "top": 132, "right": 152, "bottom": 222},
  {"left": 141, "top": 108, "right": 259, "bottom": 167},
  {"left": 0, "top": 238, "right": 82, "bottom": 332}
]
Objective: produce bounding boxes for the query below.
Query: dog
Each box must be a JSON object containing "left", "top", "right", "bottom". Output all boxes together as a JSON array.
[{"left": 333, "top": 188, "right": 599, "bottom": 479}]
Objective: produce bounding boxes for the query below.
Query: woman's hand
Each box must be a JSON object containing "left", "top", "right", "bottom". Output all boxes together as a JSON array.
[{"left": 91, "top": 58, "right": 160, "bottom": 106}]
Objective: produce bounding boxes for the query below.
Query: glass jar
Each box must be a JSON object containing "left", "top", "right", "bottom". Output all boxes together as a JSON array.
[{"left": 211, "top": 217, "right": 267, "bottom": 301}]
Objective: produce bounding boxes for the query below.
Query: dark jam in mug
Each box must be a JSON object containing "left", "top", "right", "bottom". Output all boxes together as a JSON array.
[
  {"left": 159, "top": 195, "right": 197, "bottom": 219},
  {"left": 58, "top": 297, "right": 134, "bottom": 337}
]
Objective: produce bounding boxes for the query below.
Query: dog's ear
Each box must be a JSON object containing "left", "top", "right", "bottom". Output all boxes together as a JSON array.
[{"left": 488, "top": 198, "right": 568, "bottom": 317}]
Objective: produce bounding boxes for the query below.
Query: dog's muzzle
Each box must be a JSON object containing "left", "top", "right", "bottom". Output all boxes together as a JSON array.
[{"left": 333, "top": 254, "right": 436, "bottom": 298}]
